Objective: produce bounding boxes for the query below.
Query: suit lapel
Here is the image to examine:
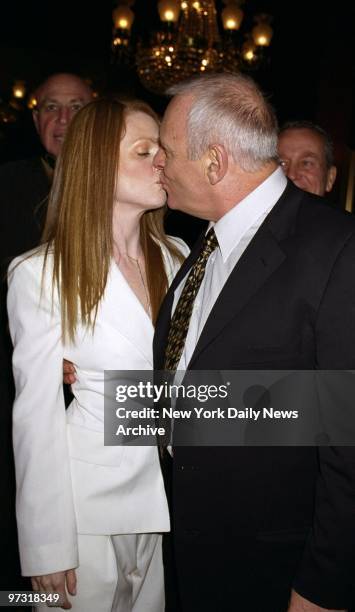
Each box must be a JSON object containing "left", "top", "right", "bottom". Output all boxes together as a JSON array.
[
  {"left": 103, "top": 262, "right": 154, "bottom": 365},
  {"left": 188, "top": 181, "right": 304, "bottom": 367},
  {"left": 188, "top": 226, "right": 286, "bottom": 366}
]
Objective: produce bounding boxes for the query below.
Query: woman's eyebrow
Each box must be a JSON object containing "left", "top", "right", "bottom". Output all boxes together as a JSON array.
[{"left": 132, "top": 136, "right": 159, "bottom": 145}]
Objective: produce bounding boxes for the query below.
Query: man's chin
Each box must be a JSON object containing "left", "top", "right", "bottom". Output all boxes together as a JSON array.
[{"left": 47, "top": 145, "right": 61, "bottom": 158}]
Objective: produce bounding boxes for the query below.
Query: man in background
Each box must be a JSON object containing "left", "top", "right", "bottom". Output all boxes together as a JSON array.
[
  {"left": 0, "top": 72, "right": 93, "bottom": 255},
  {"left": 0, "top": 72, "right": 92, "bottom": 598},
  {"left": 278, "top": 120, "right": 337, "bottom": 196}
]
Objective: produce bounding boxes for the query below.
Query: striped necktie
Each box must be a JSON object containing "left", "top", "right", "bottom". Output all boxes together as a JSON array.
[{"left": 164, "top": 227, "right": 219, "bottom": 371}]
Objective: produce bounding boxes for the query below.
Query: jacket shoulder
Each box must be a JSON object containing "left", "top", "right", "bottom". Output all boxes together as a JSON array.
[
  {"left": 8, "top": 246, "right": 52, "bottom": 284},
  {"left": 297, "top": 189, "right": 355, "bottom": 233},
  {"left": 0, "top": 157, "right": 43, "bottom": 181}
]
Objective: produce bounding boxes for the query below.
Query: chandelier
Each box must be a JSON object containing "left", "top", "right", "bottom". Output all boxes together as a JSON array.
[
  {"left": 0, "top": 81, "right": 34, "bottom": 125},
  {"left": 111, "top": 1, "right": 273, "bottom": 95}
]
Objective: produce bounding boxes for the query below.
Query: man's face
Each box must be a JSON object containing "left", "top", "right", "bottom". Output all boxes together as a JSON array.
[
  {"left": 153, "top": 95, "right": 211, "bottom": 219},
  {"left": 278, "top": 128, "right": 336, "bottom": 196},
  {"left": 33, "top": 74, "right": 92, "bottom": 157}
]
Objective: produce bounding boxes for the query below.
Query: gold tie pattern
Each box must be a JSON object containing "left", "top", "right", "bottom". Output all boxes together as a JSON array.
[{"left": 164, "top": 227, "right": 219, "bottom": 371}]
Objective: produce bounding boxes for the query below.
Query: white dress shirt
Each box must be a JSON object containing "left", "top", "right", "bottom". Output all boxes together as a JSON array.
[{"left": 173, "top": 167, "right": 287, "bottom": 371}]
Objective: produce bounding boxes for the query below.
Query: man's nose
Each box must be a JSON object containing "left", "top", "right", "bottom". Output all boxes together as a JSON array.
[
  {"left": 286, "top": 160, "right": 299, "bottom": 181},
  {"left": 57, "top": 106, "right": 71, "bottom": 125},
  {"left": 153, "top": 147, "right": 166, "bottom": 170}
]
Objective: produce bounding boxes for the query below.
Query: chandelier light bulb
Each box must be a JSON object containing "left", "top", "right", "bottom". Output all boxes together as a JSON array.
[
  {"left": 27, "top": 96, "right": 37, "bottom": 110},
  {"left": 252, "top": 20, "right": 273, "bottom": 47},
  {"left": 222, "top": 5, "right": 244, "bottom": 30},
  {"left": 158, "top": 0, "right": 180, "bottom": 22},
  {"left": 242, "top": 38, "right": 257, "bottom": 61},
  {"left": 112, "top": 5, "right": 135, "bottom": 31},
  {"left": 13, "top": 81, "right": 26, "bottom": 99}
]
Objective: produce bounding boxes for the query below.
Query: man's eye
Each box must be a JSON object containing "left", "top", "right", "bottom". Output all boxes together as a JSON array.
[
  {"left": 71, "top": 104, "right": 83, "bottom": 112},
  {"left": 43, "top": 104, "right": 58, "bottom": 112},
  {"left": 302, "top": 159, "right": 314, "bottom": 168}
]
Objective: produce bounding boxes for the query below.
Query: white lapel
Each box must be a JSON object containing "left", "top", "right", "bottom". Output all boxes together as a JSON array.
[{"left": 97, "top": 261, "right": 154, "bottom": 366}]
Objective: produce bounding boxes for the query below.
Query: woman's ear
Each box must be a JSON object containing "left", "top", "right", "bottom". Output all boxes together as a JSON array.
[{"left": 205, "top": 145, "right": 228, "bottom": 185}]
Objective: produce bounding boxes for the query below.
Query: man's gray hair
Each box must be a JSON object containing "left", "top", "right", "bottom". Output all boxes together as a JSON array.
[{"left": 167, "top": 73, "right": 278, "bottom": 172}]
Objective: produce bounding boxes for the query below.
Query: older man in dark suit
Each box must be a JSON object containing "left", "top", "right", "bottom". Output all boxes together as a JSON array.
[{"left": 153, "top": 73, "right": 355, "bottom": 612}]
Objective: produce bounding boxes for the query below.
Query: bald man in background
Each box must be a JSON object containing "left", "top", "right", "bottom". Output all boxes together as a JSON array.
[
  {"left": 0, "top": 72, "right": 93, "bottom": 254},
  {"left": 0, "top": 72, "right": 92, "bottom": 601}
]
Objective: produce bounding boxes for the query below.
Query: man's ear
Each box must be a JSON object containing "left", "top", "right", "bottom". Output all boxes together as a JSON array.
[
  {"left": 325, "top": 165, "right": 337, "bottom": 193},
  {"left": 205, "top": 145, "right": 228, "bottom": 185},
  {"left": 32, "top": 109, "right": 40, "bottom": 134}
]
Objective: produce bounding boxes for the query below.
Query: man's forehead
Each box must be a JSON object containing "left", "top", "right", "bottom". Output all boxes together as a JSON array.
[
  {"left": 162, "top": 95, "right": 191, "bottom": 140},
  {"left": 281, "top": 129, "right": 324, "bottom": 150},
  {"left": 281, "top": 132, "right": 325, "bottom": 154},
  {"left": 37, "top": 77, "right": 91, "bottom": 103},
  {"left": 39, "top": 91, "right": 87, "bottom": 103},
  {"left": 166, "top": 94, "right": 192, "bottom": 120}
]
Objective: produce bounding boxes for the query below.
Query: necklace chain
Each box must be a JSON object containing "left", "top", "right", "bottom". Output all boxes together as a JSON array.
[{"left": 125, "top": 253, "right": 151, "bottom": 315}]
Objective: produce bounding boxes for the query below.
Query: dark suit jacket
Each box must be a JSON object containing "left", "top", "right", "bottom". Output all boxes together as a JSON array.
[
  {"left": 154, "top": 182, "right": 355, "bottom": 611},
  {"left": 0, "top": 157, "right": 49, "bottom": 594},
  {"left": 0, "top": 156, "right": 50, "bottom": 430}
]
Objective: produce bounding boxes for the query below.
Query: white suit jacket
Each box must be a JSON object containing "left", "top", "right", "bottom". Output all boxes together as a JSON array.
[{"left": 7, "top": 238, "right": 188, "bottom": 577}]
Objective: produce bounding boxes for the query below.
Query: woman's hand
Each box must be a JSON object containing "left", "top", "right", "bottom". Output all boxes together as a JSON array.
[
  {"left": 32, "top": 569, "right": 77, "bottom": 610},
  {"left": 63, "top": 359, "right": 76, "bottom": 385}
]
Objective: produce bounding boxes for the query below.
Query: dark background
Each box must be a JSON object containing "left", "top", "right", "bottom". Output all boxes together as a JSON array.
[{"left": 0, "top": 0, "right": 354, "bottom": 203}]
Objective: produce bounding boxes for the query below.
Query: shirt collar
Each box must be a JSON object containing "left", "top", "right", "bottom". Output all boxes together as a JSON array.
[{"left": 211, "top": 167, "right": 287, "bottom": 262}]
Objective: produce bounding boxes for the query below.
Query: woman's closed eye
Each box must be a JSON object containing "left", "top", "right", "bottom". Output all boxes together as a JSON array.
[{"left": 137, "top": 147, "right": 159, "bottom": 157}]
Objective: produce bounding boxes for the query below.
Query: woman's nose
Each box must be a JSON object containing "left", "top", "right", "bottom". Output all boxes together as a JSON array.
[{"left": 153, "top": 147, "right": 166, "bottom": 170}]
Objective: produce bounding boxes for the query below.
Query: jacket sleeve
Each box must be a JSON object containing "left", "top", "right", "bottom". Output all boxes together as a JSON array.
[
  {"left": 7, "top": 254, "right": 78, "bottom": 577},
  {"left": 293, "top": 231, "right": 355, "bottom": 608}
]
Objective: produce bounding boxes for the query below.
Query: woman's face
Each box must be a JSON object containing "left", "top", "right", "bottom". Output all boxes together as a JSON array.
[{"left": 114, "top": 110, "right": 166, "bottom": 211}]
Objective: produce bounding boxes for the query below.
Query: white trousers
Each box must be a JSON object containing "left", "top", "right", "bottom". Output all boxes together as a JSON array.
[{"left": 36, "top": 533, "right": 164, "bottom": 612}]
